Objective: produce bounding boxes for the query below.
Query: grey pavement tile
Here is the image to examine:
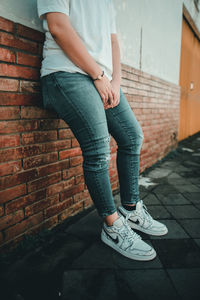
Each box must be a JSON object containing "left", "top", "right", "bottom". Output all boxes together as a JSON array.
[
  {"left": 167, "top": 178, "right": 191, "bottom": 185},
  {"left": 188, "top": 177, "right": 200, "bottom": 184},
  {"left": 114, "top": 193, "right": 121, "bottom": 205},
  {"left": 152, "top": 184, "right": 179, "bottom": 195},
  {"left": 146, "top": 205, "right": 172, "bottom": 219},
  {"left": 168, "top": 172, "right": 183, "bottom": 179},
  {"left": 115, "top": 269, "right": 179, "bottom": 300},
  {"left": 161, "top": 161, "right": 180, "bottom": 169},
  {"left": 182, "top": 192, "right": 200, "bottom": 204},
  {"left": 142, "top": 193, "right": 161, "bottom": 205},
  {"left": 167, "top": 268, "right": 200, "bottom": 300},
  {"left": 151, "top": 239, "right": 200, "bottom": 268},
  {"left": 62, "top": 269, "right": 118, "bottom": 300},
  {"left": 70, "top": 240, "right": 115, "bottom": 269},
  {"left": 147, "top": 167, "right": 172, "bottom": 179},
  {"left": 175, "top": 184, "right": 200, "bottom": 193},
  {"left": 194, "top": 239, "right": 200, "bottom": 249},
  {"left": 158, "top": 193, "right": 190, "bottom": 205},
  {"left": 65, "top": 210, "right": 102, "bottom": 242},
  {"left": 178, "top": 219, "right": 200, "bottom": 238},
  {"left": 112, "top": 240, "right": 163, "bottom": 269},
  {"left": 165, "top": 205, "right": 200, "bottom": 219},
  {"left": 150, "top": 220, "right": 189, "bottom": 240}
]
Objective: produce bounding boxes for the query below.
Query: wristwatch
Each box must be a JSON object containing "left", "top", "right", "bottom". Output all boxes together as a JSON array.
[{"left": 93, "top": 70, "right": 104, "bottom": 81}]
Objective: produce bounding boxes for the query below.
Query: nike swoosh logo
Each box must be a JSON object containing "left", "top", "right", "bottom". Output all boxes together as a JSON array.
[
  {"left": 103, "top": 228, "right": 119, "bottom": 244},
  {"left": 119, "top": 211, "right": 140, "bottom": 225},
  {"left": 129, "top": 218, "right": 140, "bottom": 225}
]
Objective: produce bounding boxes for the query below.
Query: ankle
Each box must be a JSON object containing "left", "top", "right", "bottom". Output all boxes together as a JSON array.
[{"left": 104, "top": 211, "right": 119, "bottom": 226}]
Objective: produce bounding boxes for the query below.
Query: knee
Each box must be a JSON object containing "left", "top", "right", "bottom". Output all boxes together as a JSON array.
[
  {"left": 82, "top": 135, "right": 111, "bottom": 172},
  {"left": 119, "top": 130, "right": 144, "bottom": 155}
]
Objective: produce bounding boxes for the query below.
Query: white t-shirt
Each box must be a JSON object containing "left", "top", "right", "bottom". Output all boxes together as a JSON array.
[{"left": 37, "top": 0, "right": 117, "bottom": 79}]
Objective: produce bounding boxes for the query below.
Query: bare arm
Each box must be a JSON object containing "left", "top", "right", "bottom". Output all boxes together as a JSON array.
[
  {"left": 46, "top": 12, "right": 114, "bottom": 106},
  {"left": 111, "top": 33, "right": 121, "bottom": 85}
]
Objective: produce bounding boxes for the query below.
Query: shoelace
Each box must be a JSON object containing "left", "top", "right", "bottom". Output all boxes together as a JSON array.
[
  {"left": 118, "top": 214, "right": 142, "bottom": 246},
  {"left": 139, "top": 200, "right": 153, "bottom": 225}
]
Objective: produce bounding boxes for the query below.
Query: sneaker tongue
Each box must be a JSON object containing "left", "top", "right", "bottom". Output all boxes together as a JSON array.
[{"left": 113, "top": 216, "right": 124, "bottom": 228}]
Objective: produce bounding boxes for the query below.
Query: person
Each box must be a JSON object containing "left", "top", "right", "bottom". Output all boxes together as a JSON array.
[{"left": 37, "top": 0, "right": 168, "bottom": 261}]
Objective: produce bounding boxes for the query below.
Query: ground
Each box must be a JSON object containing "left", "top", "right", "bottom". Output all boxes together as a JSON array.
[{"left": 0, "top": 132, "right": 200, "bottom": 300}]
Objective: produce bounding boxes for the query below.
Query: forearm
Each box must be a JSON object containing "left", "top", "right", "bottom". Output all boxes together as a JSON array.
[
  {"left": 111, "top": 35, "right": 121, "bottom": 84},
  {"left": 46, "top": 13, "right": 102, "bottom": 79}
]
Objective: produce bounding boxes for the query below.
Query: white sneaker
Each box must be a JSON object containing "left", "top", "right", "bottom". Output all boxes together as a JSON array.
[
  {"left": 101, "top": 215, "right": 156, "bottom": 261},
  {"left": 118, "top": 200, "right": 168, "bottom": 236}
]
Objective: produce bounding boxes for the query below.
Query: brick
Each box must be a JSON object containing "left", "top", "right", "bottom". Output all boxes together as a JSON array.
[
  {"left": 0, "top": 145, "right": 41, "bottom": 163},
  {"left": 75, "top": 174, "right": 84, "bottom": 184},
  {"left": 39, "top": 119, "right": 68, "bottom": 130},
  {"left": 59, "top": 147, "right": 82, "bottom": 160},
  {"left": 0, "top": 134, "right": 20, "bottom": 148},
  {"left": 21, "top": 105, "right": 53, "bottom": 119},
  {"left": 0, "top": 210, "right": 24, "bottom": 231},
  {"left": 60, "top": 183, "right": 84, "bottom": 201},
  {"left": 0, "top": 106, "right": 20, "bottom": 120},
  {"left": 23, "top": 152, "right": 58, "bottom": 169},
  {"left": 0, "top": 120, "right": 38, "bottom": 134},
  {"left": 17, "top": 52, "right": 41, "bottom": 67},
  {"left": 0, "top": 184, "right": 26, "bottom": 204},
  {"left": 0, "top": 47, "right": 15, "bottom": 62},
  {"left": 0, "top": 205, "right": 4, "bottom": 216},
  {"left": 0, "top": 32, "right": 38, "bottom": 54},
  {"left": 4, "top": 212, "right": 43, "bottom": 242},
  {"left": 73, "top": 190, "right": 89, "bottom": 203},
  {"left": 72, "top": 138, "right": 80, "bottom": 147},
  {"left": 5, "top": 189, "right": 46, "bottom": 214},
  {"left": 20, "top": 81, "right": 40, "bottom": 93},
  {"left": 63, "top": 165, "right": 83, "bottom": 180},
  {"left": 0, "top": 169, "right": 37, "bottom": 191},
  {"left": 69, "top": 156, "right": 83, "bottom": 167},
  {"left": 0, "top": 93, "right": 40, "bottom": 106},
  {"left": 0, "top": 63, "right": 39, "bottom": 80},
  {"left": 38, "top": 159, "right": 69, "bottom": 177},
  {"left": 17, "top": 24, "right": 44, "bottom": 43},
  {"left": 21, "top": 130, "right": 57, "bottom": 145},
  {"left": 0, "top": 161, "right": 21, "bottom": 176},
  {"left": 44, "top": 197, "right": 73, "bottom": 219},
  {"left": 0, "top": 78, "right": 19, "bottom": 92},
  {"left": 41, "top": 140, "right": 71, "bottom": 153},
  {"left": 25, "top": 194, "right": 59, "bottom": 217},
  {"left": 58, "top": 128, "right": 74, "bottom": 139},
  {"left": 28, "top": 172, "right": 61, "bottom": 193},
  {"left": 0, "top": 17, "right": 14, "bottom": 33}
]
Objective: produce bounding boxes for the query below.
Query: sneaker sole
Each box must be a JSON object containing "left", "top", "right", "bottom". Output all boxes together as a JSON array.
[
  {"left": 128, "top": 222, "right": 168, "bottom": 236},
  {"left": 101, "top": 233, "right": 157, "bottom": 261}
]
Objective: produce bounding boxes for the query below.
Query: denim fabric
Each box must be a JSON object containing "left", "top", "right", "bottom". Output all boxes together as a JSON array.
[{"left": 40, "top": 71, "right": 144, "bottom": 218}]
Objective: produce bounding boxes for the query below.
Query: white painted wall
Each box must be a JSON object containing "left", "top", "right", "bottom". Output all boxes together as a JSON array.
[{"left": 0, "top": 0, "right": 199, "bottom": 85}]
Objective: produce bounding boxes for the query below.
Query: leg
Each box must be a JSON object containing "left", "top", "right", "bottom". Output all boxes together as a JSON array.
[
  {"left": 40, "top": 71, "right": 117, "bottom": 219},
  {"left": 105, "top": 88, "right": 144, "bottom": 206}
]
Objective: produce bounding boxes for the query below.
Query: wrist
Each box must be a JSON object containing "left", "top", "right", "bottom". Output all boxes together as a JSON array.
[{"left": 93, "top": 70, "right": 104, "bottom": 81}]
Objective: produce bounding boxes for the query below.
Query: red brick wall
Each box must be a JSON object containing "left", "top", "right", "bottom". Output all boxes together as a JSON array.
[{"left": 0, "top": 17, "right": 180, "bottom": 252}]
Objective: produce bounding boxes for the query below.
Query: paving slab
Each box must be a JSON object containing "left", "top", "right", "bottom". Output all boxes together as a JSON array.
[
  {"left": 151, "top": 239, "right": 200, "bottom": 268},
  {"left": 145, "top": 205, "right": 172, "bottom": 219},
  {"left": 158, "top": 193, "right": 190, "bottom": 205},
  {"left": 167, "top": 268, "right": 200, "bottom": 300},
  {"left": 62, "top": 269, "right": 118, "bottom": 300},
  {"left": 165, "top": 205, "right": 200, "bottom": 219},
  {"left": 182, "top": 192, "right": 200, "bottom": 204},
  {"left": 115, "top": 269, "right": 179, "bottom": 300},
  {"left": 178, "top": 219, "right": 200, "bottom": 238},
  {"left": 150, "top": 219, "right": 189, "bottom": 240}
]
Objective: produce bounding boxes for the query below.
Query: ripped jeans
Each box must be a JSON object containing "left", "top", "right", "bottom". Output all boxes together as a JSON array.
[{"left": 40, "top": 71, "right": 144, "bottom": 218}]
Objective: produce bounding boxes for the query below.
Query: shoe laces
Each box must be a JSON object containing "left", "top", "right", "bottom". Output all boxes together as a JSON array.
[
  {"left": 138, "top": 200, "right": 153, "bottom": 225},
  {"left": 118, "top": 214, "right": 142, "bottom": 246}
]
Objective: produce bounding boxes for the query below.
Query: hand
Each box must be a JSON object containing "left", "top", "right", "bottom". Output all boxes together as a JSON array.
[
  {"left": 93, "top": 75, "right": 114, "bottom": 109},
  {"left": 104, "top": 79, "right": 121, "bottom": 110}
]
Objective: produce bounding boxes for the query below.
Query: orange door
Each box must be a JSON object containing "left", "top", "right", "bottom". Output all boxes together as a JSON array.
[{"left": 178, "top": 17, "right": 200, "bottom": 141}]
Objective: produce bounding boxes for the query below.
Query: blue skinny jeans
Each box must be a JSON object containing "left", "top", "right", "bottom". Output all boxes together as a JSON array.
[{"left": 40, "top": 71, "right": 144, "bottom": 218}]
